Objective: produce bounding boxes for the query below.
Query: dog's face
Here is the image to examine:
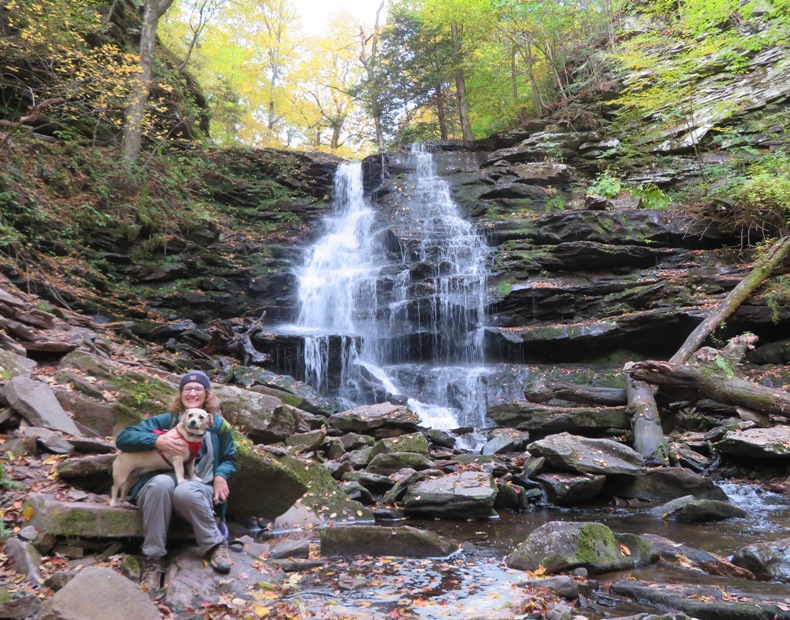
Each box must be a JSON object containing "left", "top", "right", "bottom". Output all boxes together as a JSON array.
[{"left": 183, "top": 408, "right": 211, "bottom": 433}]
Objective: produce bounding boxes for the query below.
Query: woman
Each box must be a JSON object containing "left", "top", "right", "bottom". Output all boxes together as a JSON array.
[{"left": 114, "top": 370, "right": 236, "bottom": 593}]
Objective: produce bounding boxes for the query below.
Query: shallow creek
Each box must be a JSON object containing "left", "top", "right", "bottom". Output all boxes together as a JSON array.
[{"left": 264, "top": 483, "right": 790, "bottom": 619}]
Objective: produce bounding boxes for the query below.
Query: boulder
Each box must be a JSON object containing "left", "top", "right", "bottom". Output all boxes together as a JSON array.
[
  {"left": 507, "top": 521, "right": 658, "bottom": 574},
  {"left": 228, "top": 443, "right": 309, "bottom": 519},
  {"left": 733, "top": 537, "right": 790, "bottom": 582},
  {"left": 320, "top": 525, "right": 459, "bottom": 558},
  {"left": 25, "top": 494, "right": 144, "bottom": 538},
  {"left": 271, "top": 452, "right": 374, "bottom": 527},
  {"left": 715, "top": 427, "right": 790, "bottom": 459},
  {"left": 0, "top": 589, "right": 42, "bottom": 619},
  {"left": 489, "top": 402, "right": 630, "bottom": 432},
  {"left": 526, "top": 432, "right": 647, "bottom": 476},
  {"left": 482, "top": 428, "right": 529, "bottom": 455},
  {"left": 366, "top": 452, "right": 434, "bottom": 475},
  {"left": 20, "top": 427, "right": 74, "bottom": 454},
  {"left": 610, "top": 579, "right": 790, "bottom": 620},
  {"left": 402, "top": 470, "right": 499, "bottom": 519},
  {"left": 164, "top": 545, "right": 287, "bottom": 612},
  {"left": 535, "top": 472, "right": 607, "bottom": 506},
  {"left": 0, "top": 349, "right": 37, "bottom": 379},
  {"left": 643, "top": 533, "right": 755, "bottom": 579},
  {"left": 369, "top": 432, "right": 429, "bottom": 458},
  {"left": 34, "top": 566, "right": 161, "bottom": 620},
  {"left": 3, "top": 537, "right": 41, "bottom": 583},
  {"left": 215, "top": 384, "right": 299, "bottom": 444},
  {"left": 602, "top": 467, "right": 728, "bottom": 501},
  {"left": 666, "top": 498, "right": 748, "bottom": 522},
  {"left": 5, "top": 377, "right": 81, "bottom": 436},
  {"left": 329, "top": 402, "right": 421, "bottom": 438}
]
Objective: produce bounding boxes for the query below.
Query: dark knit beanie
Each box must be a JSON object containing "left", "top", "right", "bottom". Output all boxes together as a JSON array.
[{"left": 179, "top": 370, "right": 211, "bottom": 392}]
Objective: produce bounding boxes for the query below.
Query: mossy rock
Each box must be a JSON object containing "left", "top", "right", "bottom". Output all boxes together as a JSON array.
[
  {"left": 272, "top": 453, "right": 373, "bottom": 523},
  {"left": 507, "top": 521, "right": 658, "bottom": 574}
]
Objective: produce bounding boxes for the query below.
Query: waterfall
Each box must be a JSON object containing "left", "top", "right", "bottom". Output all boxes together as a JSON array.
[
  {"left": 294, "top": 163, "right": 377, "bottom": 403},
  {"left": 294, "top": 146, "right": 491, "bottom": 437}
]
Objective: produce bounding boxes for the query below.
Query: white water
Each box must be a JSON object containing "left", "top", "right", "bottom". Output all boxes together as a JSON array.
[{"left": 294, "top": 147, "right": 491, "bottom": 438}]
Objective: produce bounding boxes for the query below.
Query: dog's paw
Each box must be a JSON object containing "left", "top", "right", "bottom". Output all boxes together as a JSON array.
[{"left": 189, "top": 475, "right": 202, "bottom": 482}]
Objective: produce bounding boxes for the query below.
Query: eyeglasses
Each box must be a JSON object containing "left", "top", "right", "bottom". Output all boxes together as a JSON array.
[{"left": 183, "top": 387, "right": 206, "bottom": 394}]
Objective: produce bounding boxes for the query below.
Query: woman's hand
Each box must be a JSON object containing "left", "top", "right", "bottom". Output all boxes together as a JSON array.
[
  {"left": 154, "top": 431, "right": 185, "bottom": 456},
  {"left": 213, "top": 475, "right": 229, "bottom": 504}
]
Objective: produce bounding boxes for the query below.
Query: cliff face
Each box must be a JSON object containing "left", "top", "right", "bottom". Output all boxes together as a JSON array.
[{"left": 0, "top": 2, "right": 787, "bottom": 379}]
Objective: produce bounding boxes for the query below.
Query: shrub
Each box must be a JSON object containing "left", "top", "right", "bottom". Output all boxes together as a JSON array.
[{"left": 587, "top": 171, "right": 621, "bottom": 199}]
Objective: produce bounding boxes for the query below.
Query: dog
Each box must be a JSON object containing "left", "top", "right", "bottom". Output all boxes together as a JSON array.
[{"left": 110, "top": 408, "right": 212, "bottom": 507}]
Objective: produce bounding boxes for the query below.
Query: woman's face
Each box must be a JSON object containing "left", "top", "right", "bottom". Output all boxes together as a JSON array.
[{"left": 180, "top": 382, "right": 208, "bottom": 409}]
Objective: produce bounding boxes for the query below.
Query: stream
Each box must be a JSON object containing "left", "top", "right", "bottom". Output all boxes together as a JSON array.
[{"left": 257, "top": 482, "right": 790, "bottom": 618}]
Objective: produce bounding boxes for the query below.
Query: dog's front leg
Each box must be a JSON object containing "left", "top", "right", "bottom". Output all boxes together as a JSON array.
[
  {"left": 173, "top": 457, "right": 187, "bottom": 485},
  {"left": 185, "top": 459, "right": 201, "bottom": 482}
]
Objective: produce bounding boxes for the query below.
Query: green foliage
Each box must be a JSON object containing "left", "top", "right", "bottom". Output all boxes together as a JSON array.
[
  {"left": 697, "top": 149, "right": 790, "bottom": 241},
  {"left": 546, "top": 193, "right": 568, "bottom": 212},
  {"left": 587, "top": 171, "right": 621, "bottom": 198},
  {"left": 613, "top": 0, "right": 790, "bottom": 131},
  {"left": 636, "top": 183, "right": 672, "bottom": 210}
]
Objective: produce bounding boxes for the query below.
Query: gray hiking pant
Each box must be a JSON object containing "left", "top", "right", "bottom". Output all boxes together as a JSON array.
[{"left": 137, "top": 473, "right": 223, "bottom": 558}]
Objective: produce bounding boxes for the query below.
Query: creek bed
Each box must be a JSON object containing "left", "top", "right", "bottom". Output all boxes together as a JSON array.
[{"left": 264, "top": 482, "right": 790, "bottom": 618}]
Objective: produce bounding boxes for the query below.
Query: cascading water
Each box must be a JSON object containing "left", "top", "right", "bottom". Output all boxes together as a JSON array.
[
  {"left": 294, "top": 146, "right": 491, "bottom": 439},
  {"left": 294, "top": 163, "right": 377, "bottom": 405}
]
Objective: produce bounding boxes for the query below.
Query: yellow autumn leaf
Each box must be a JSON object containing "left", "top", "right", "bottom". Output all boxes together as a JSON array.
[
  {"left": 21, "top": 505, "right": 35, "bottom": 521},
  {"left": 254, "top": 606, "right": 270, "bottom": 617},
  {"left": 619, "top": 544, "right": 631, "bottom": 556}
]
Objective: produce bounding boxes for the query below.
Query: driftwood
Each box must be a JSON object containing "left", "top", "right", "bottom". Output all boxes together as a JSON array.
[
  {"left": 671, "top": 236, "right": 790, "bottom": 364},
  {"left": 624, "top": 362, "right": 669, "bottom": 466},
  {"left": 205, "top": 311, "right": 269, "bottom": 366},
  {"left": 524, "top": 381, "right": 626, "bottom": 406},
  {"left": 628, "top": 361, "right": 790, "bottom": 419},
  {"left": 0, "top": 97, "right": 65, "bottom": 151},
  {"left": 488, "top": 401, "right": 630, "bottom": 432}
]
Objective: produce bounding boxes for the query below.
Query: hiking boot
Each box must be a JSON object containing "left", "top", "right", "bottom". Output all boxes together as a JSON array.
[
  {"left": 140, "top": 556, "right": 165, "bottom": 593},
  {"left": 206, "top": 540, "right": 231, "bottom": 574}
]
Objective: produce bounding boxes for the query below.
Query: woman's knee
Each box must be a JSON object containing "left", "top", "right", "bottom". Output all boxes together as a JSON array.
[
  {"left": 172, "top": 481, "right": 211, "bottom": 511},
  {"left": 142, "top": 474, "right": 176, "bottom": 498}
]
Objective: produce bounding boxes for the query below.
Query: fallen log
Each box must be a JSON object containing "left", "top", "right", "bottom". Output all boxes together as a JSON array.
[
  {"left": 627, "top": 361, "right": 790, "bottom": 419},
  {"left": 524, "top": 381, "right": 626, "bottom": 406},
  {"left": 626, "top": 236, "right": 790, "bottom": 463},
  {"left": 488, "top": 401, "right": 630, "bottom": 432},
  {"left": 624, "top": 362, "right": 669, "bottom": 466},
  {"left": 671, "top": 236, "right": 790, "bottom": 365},
  {"left": 204, "top": 311, "right": 270, "bottom": 366}
]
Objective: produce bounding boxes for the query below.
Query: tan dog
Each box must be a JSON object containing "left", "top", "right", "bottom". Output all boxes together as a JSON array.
[{"left": 110, "top": 408, "right": 211, "bottom": 507}]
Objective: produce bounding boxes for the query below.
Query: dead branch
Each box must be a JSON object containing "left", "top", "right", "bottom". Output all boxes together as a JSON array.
[
  {"left": 627, "top": 360, "right": 790, "bottom": 419},
  {"left": 671, "top": 236, "right": 790, "bottom": 365}
]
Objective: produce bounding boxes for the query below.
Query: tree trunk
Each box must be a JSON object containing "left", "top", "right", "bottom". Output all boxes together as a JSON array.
[
  {"left": 516, "top": 42, "right": 542, "bottom": 117},
  {"left": 624, "top": 362, "right": 669, "bottom": 466},
  {"left": 524, "top": 381, "right": 626, "bottom": 406},
  {"left": 671, "top": 236, "right": 790, "bottom": 365},
  {"left": 628, "top": 361, "right": 790, "bottom": 419},
  {"left": 436, "top": 85, "right": 448, "bottom": 140},
  {"left": 450, "top": 22, "right": 473, "bottom": 142},
  {"left": 121, "top": 0, "right": 175, "bottom": 162}
]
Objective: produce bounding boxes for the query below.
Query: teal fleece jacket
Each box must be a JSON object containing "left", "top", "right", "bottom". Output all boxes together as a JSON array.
[{"left": 114, "top": 412, "right": 236, "bottom": 507}]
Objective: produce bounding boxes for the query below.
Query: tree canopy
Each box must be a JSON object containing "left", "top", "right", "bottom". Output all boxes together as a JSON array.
[{"left": 1, "top": 0, "right": 787, "bottom": 155}]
